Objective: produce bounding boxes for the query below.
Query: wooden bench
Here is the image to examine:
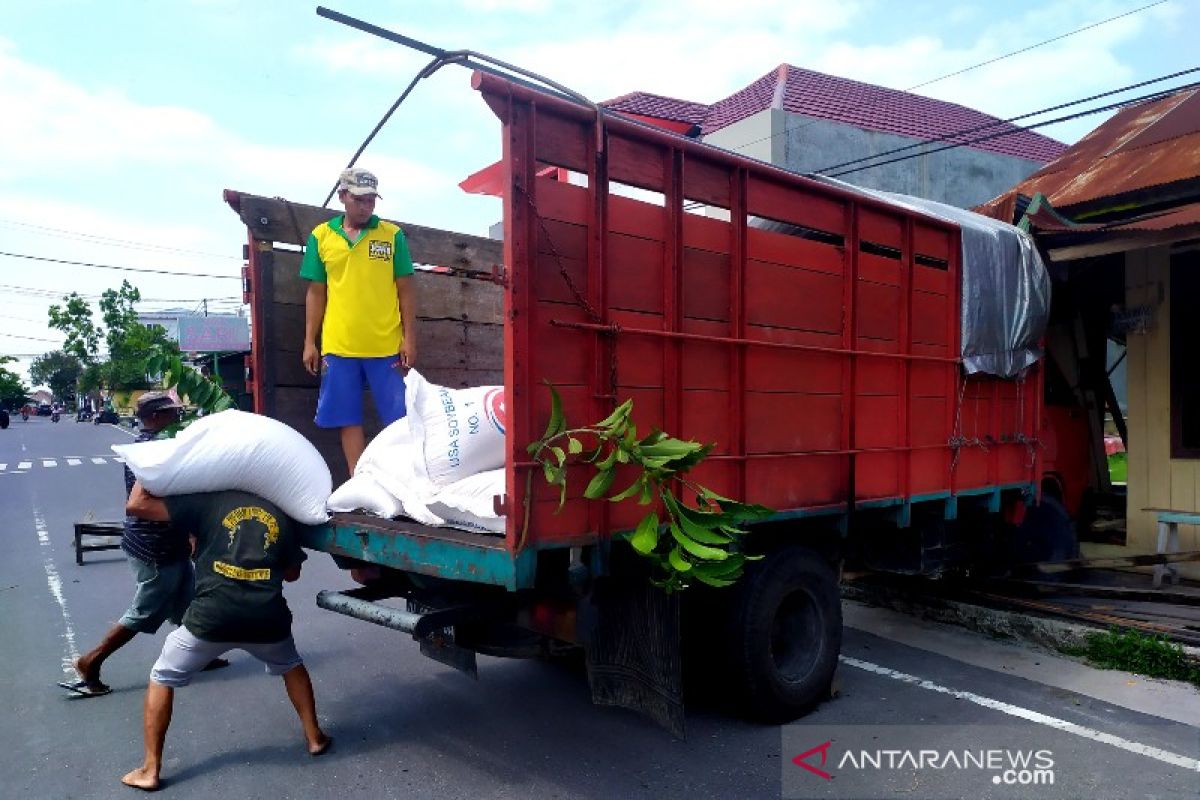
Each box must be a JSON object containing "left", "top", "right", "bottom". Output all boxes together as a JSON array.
[
  {"left": 1144, "top": 509, "right": 1200, "bottom": 588},
  {"left": 73, "top": 521, "right": 123, "bottom": 566}
]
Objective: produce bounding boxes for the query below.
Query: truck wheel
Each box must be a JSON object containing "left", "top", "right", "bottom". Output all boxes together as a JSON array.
[{"left": 727, "top": 546, "right": 841, "bottom": 723}]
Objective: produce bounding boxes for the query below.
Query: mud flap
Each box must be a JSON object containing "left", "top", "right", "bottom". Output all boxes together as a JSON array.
[{"left": 579, "top": 578, "right": 685, "bottom": 739}]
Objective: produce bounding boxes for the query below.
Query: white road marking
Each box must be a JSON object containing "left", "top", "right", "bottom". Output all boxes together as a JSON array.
[
  {"left": 67, "top": 458, "right": 82, "bottom": 466},
  {"left": 42, "top": 460, "right": 57, "bottom": 468},
  {"left": 840, "top": 656, "right": 1200, "bottom": 771},
  {"left": 18, "top": 461, "right": 32, "bottom": 470},
  {"left": 0, "top": 463, "right": 5, "bottom": 471},
  {"left": 91, "top": 457, "right": 106, "bottom": 465},
  {"left": 112, "top": 457, "right": 125, "bottom": 463},
  {"left": 34, "top": 508, "right": 80, "bottom": 677}
]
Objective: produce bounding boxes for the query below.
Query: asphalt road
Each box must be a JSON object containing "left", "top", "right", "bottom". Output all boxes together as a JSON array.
[{"left": 1, "top": 417, "right": 1197, "bottom": 799}]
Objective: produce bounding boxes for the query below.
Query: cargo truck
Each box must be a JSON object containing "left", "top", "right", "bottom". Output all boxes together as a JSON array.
[{"left": 226, "top": 70, "right": 1087, "bottom": 736}]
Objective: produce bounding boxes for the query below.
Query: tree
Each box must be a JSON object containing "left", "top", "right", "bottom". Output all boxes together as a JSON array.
[
  {"left": 46, "top": 280, "right": 181, "bottom": 392},
  {"left": 0, "top": 356, "right": 30, "bottom": 409},
  {"left": 30, "top": 351, "right": 83, "bottom": 404},
  {"left": 47, "top": 294, "right": 101, "bottom": 365}
]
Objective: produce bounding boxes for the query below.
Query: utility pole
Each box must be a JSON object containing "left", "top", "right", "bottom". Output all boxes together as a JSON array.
[{"left": 202, "top": 298, "right": 208, "bottom": 317}]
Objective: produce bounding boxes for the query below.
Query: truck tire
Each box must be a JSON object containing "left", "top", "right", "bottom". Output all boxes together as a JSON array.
[{"left": 727, "top": 546, "right": 841, "bottom": 723}]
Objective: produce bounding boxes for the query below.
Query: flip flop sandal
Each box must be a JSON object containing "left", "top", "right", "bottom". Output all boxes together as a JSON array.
[{"left": 57, "top": 679, "right": 113, "bottom": 697}]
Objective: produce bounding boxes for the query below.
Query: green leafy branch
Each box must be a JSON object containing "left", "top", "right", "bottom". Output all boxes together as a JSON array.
[
  {"left": 146, "top": 347, "right": 235, "bottom": 438},
  {"left": 527, "top": 385, "right": 772, "bottom": 592}
]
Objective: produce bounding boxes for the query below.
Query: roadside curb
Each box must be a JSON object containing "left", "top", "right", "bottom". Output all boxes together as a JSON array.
[{"left": 840, "top": 581, "right": 1200, "bottom": 663}]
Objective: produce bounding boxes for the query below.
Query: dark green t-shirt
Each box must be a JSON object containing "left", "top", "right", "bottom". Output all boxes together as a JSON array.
[{"left": 166, "top": 491, "right": 307, "bottom": 644}]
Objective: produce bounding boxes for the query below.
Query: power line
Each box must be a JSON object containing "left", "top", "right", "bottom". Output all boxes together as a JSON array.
[
  {"left": 824, "top": 79, "right": 1200, "bottom": 178},
  {"left": 0, "top": 218, "right": 240, "bottom": 261},
  {"left": 0, "top": 332, "right": 62, "bottom": 343},
  {"left": 0, "top": 284, "right": 240, "bottom": 303},
  {"left": 722, "top": 1, "right": 1167, "bottom": 154},
  {"left": 0, "top": 251, "right": 241, "bottom": 279},
  {"left": 811, "top": 66, "right": 1200, "bottom": 175}
]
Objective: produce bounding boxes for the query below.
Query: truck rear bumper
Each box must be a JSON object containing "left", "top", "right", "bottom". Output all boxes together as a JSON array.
[{"left": 302, "top": 513, "right": 536, "bottom": 590}]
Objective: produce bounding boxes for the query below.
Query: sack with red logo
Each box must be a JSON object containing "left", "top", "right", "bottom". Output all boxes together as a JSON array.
[{"left": 406, "top": 370, "right": 506, "bottom": 487}]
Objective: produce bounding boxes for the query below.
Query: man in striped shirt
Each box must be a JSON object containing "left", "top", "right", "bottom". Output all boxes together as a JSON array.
[{"left": 63, "top": 392, "right": 225, "bottom": 696}]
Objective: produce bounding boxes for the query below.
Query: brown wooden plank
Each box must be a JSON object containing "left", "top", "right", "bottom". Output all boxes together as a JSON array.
[
  {"left": 266, "top": 303, "right": 502, "bottom": 386},
  {"left": 229, "top": 192, "right": 504, "bottom": 270},
  {"left": 272, "top": 266, "right": 504, "bottom": 323}
]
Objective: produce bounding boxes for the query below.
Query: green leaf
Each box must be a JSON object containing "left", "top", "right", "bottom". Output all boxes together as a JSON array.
[
  {"left": 639, "top": 429, "right": 668, "bottom": 446},
  {"left": 608, "top": 477, "right": 643, "bottom": 503},
  {"left": 638, "top": 481, "right": 655, "bottom": 505},
  {"left": 212, "top": 396, "right": 234, "bottom": 412},
  {"left": 595, "top": 447, "right": 619, "bottom": 471},
  {"left": 691, "top": 572, "right": 738, "bottom": 588},
  {"left": 664, "top": 493, "right": 734, "bottom": 544},
  {"left": 550, "top": 446, "right": 566, "bottom": 466},
  {"left": 542, "top": 460, "right": 558, "bottom": 485},
  {"left": 629, "top": 512, "right": 659, "bottom": 555},
  {"left": 718, "top": 501, "right": 775, "bottom": 524},
  {"left": 677, "top": 511, "right": 734, "bottom": 544},
  {"left": 195, "top": 380, "right": 215, "bottom": 407},
  {"left": 668, "top": 547, "right": 692, "bottom": 573},
  {"left": 669, "top": 524, "right": 727, "bottom": 561},
  {"left": 595, "top": 398, "right": 633, "bottom": 429},
  {"left": 584, "top": 468, "right": 615, "bottom": 499},
  {"left": 557, "top": 480, "right": 568, "bottom": 512},
  {"left": 541, "top": 384, "right": 566, "bottom": 441},
  {"left": 693, "top": 553, "right": 745, "bottom": 578},
  {"left": 567, "top": 437, "right": 583, "bottom": 455}
]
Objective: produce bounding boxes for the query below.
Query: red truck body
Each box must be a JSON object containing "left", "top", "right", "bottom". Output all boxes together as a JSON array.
[{"left": 481, "top": 71, "right": 1042, "bottom": 552}]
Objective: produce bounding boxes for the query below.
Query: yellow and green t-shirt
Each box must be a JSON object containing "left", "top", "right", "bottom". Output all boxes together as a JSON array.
[{"left": 299, "top": 214, "right": 415, "bottom": 358}]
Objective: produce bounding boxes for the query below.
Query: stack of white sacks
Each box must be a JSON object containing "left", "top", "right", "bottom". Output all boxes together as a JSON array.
[
  {"left": 327, "top": 370, "right": 507, "bottom": 535},
  {"left": 112, "top": 370, "right": 506, "bottom": 535}
]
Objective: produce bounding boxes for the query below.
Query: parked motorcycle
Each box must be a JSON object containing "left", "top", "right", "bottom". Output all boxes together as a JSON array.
[{"left": 76, "top": 408, "right": 93, "bottom": 423}]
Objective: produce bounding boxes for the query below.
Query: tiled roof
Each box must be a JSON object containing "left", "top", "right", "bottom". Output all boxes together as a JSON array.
[
  {"left": 603, "top": 91, "right": 711, "bottom": 125},
  {"left": 602, "top": 64, "right": 1067, "bottom": 164}
]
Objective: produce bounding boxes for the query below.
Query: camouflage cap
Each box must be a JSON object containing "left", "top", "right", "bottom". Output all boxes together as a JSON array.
[{"left": 338, "top": 167, "right": 381, "bottom": 198}]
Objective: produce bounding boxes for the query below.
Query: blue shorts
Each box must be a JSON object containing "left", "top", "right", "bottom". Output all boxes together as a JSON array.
[
  {"left": 118, "top": 556, "right": 194, "bottom": 634},
  {"left": 315, "top": 354, "right": 407, "bottom": 428}
]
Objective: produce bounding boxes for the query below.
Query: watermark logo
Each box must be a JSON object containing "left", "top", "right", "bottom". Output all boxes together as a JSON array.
[{"left": 783, "top": 726, "right": 1061, "bottom": 798}]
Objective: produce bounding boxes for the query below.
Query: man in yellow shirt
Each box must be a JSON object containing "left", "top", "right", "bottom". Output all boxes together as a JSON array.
[{"left": 300, "top": 167, "right": 417, "bottom": 473}]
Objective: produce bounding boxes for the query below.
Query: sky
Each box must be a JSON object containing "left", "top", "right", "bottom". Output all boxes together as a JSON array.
[{"left": 0, "top": 0, "right": 1193, "bottom": 388}]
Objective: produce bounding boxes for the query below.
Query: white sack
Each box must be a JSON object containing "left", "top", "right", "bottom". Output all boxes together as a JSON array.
[
  {"left": 113, "top": 409, "right": 331, "bottom": 524},
  {"left": 351, "top": 415, "right": 443, "bottom": 526},
  {"left": 327, "top": 474, "right": 404, "bottom": 518},
  {"left": 407, "top": 370, "right": 506, "bottom": 487},
  {"left": 427, "top": 469, "right": 506, "bottom": 535}
]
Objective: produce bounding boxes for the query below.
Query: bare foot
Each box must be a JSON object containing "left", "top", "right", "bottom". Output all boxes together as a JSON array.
[
  {"left": 74, "top": 655, "right": 97, "bottom": 685},
  {"left": 121, "top": 766, "right": 160, "bottom": 791},
  {"left": 309, "top": 733, "right": 332, "bottom": 757}
]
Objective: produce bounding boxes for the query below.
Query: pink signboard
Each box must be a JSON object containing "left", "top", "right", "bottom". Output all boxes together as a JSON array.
[{"left": 178, "top": 315, "right": 250, "bottom": 352}]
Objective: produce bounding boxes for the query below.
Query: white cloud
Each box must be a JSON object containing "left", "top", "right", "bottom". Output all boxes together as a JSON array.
[{"left": 0, "top": 35, "right": 477, "bottom": 232}]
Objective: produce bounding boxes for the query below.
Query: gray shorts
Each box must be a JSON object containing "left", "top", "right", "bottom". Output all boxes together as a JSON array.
[
  {"left": 119, "top": 556, "right": 194, "bottom": 634},
  {"left": 151, "top": 626, "right": 303, "bottom": 688}
]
